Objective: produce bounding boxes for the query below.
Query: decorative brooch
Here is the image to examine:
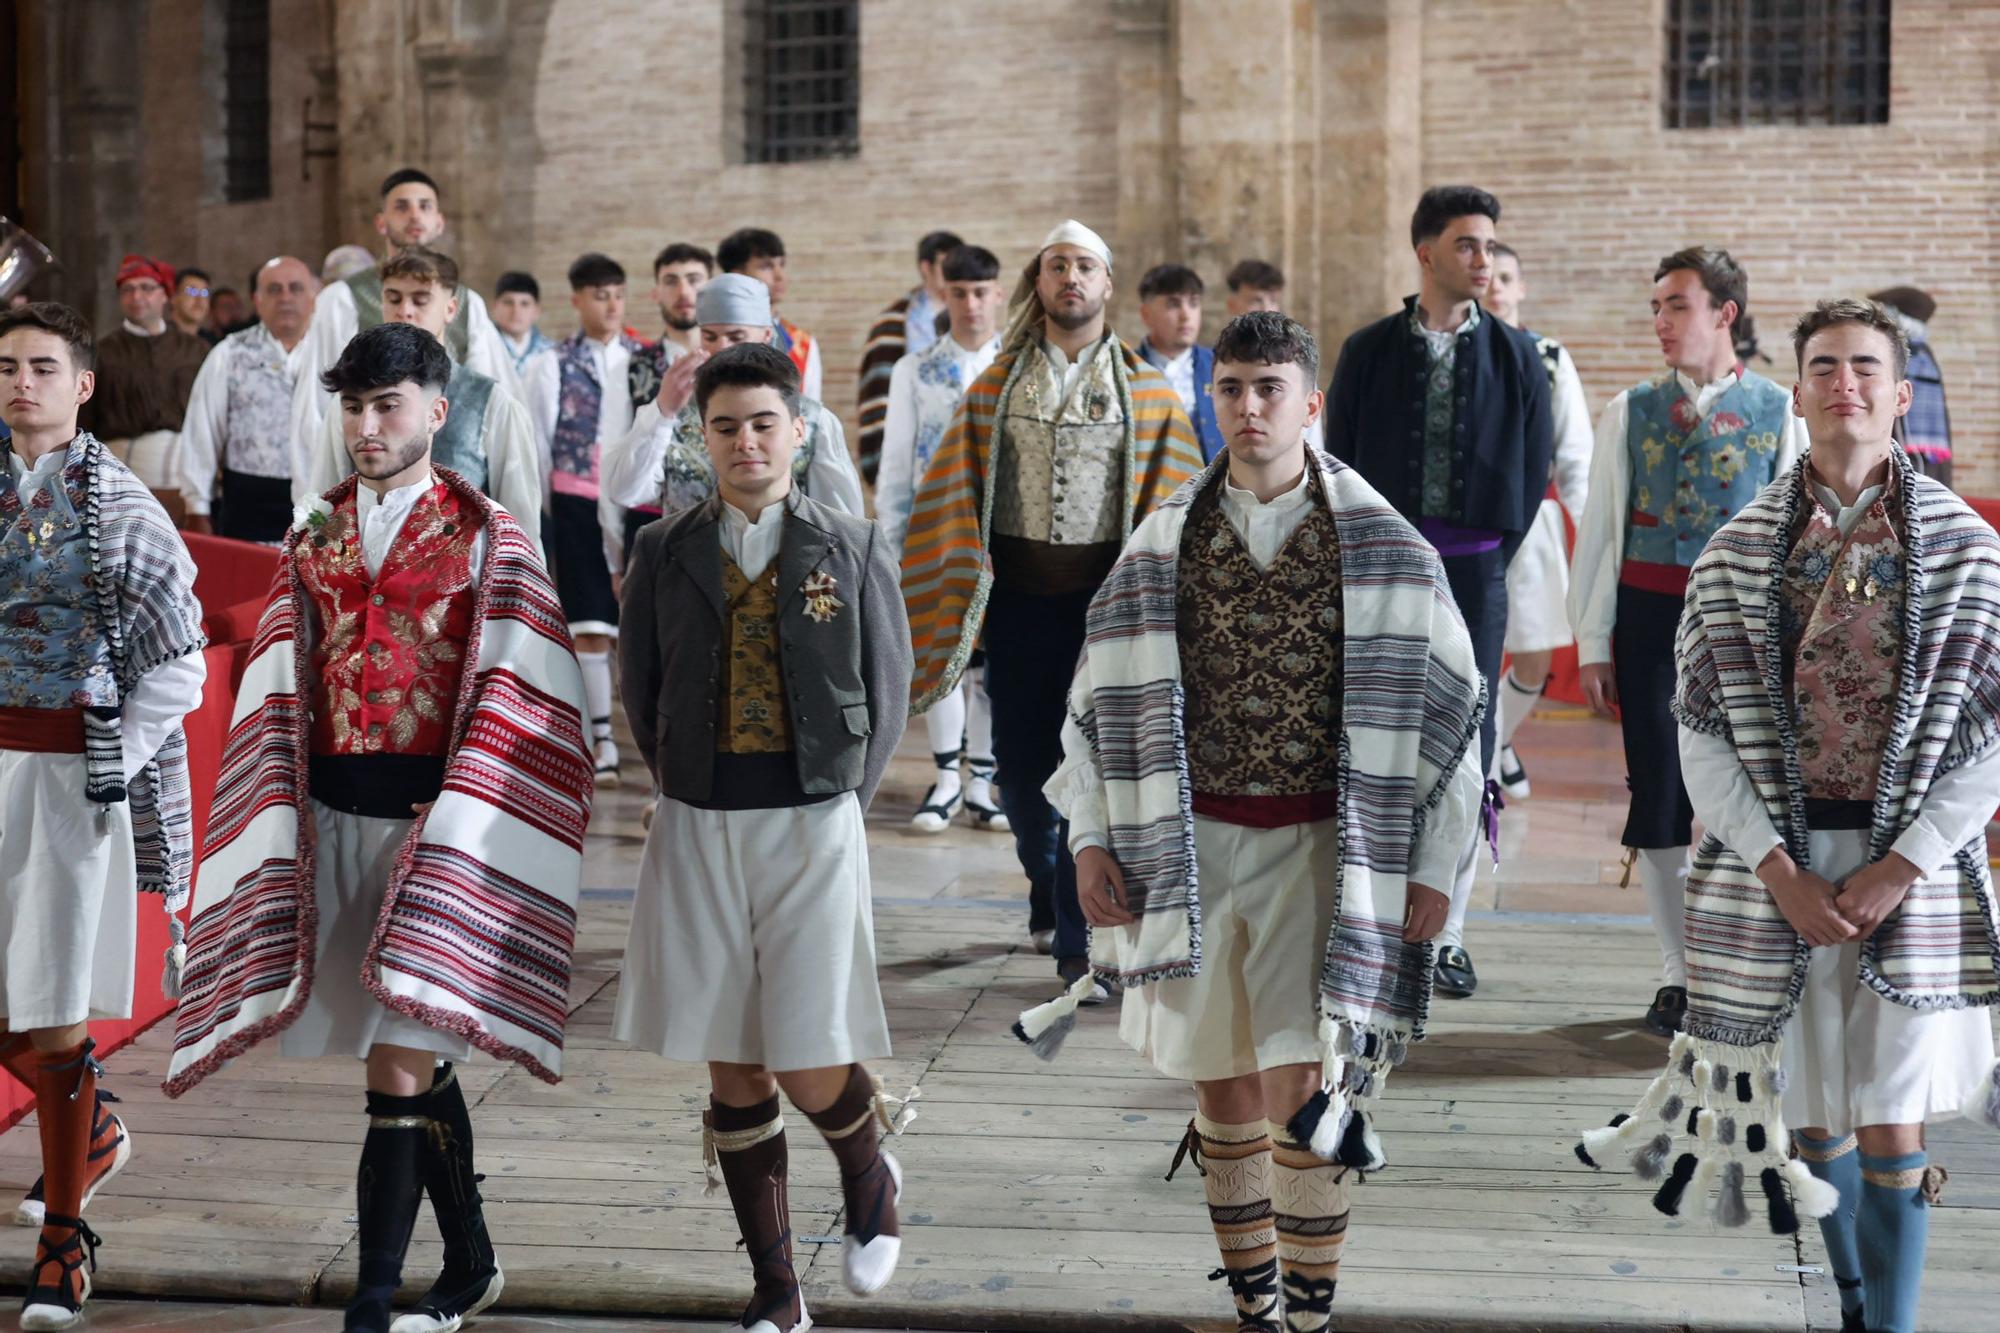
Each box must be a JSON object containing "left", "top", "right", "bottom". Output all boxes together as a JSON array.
[{"left": 802, "top": 569, "right": 844, "bottom": 623}]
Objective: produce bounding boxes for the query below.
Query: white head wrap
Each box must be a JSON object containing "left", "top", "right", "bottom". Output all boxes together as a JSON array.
[
  {"left": 1039, "top": 219, "right": 1112, "bottom": 269},
  {"left": 695, "top": 272, "right": 773, "bottom": 328}
]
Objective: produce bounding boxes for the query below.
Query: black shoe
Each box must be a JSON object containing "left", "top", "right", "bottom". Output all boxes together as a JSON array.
[
  {"left": 1433, "top": 945, "right": 1478, "bottom": 997},
  {"left": 1643, "top": 985, "right": 1688, "bottom": 1037}
]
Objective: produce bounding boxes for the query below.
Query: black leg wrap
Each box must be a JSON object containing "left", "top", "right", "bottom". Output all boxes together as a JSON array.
[
  {"left": 415, "top": 1064, "right": 500, "bottom": 1318},
  {"left": 347, "top": 1089, "right": 431, "bottom": 1331}
]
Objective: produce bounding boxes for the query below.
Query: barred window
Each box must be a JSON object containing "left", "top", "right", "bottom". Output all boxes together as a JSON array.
[
  {"left": 743, "top": 0, "right": 859, "bottom": 164},
  {"left": 1663, "top": 0, "right": 1891, "bottom": 129},
  {"left": 221, "top": 0, "right": 271, "bottom": 201}
]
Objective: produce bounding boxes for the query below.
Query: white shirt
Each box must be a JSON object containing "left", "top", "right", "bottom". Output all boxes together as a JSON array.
[
  {"left": 289, "top": 280, "right": 523, "bottom": 466},
  {"left": 354, "top": 468, "right": 488, "bottom": 583},
  {"left": 1158, "top": 345, "right": 1198, "bottom": 419},
  {"left": 721, "top": 493, "right": 789, "bottom": 582},
  {"left": 876, "top": 333, "right": 1001, "bottom": 554},
  {"left": 299, "top": 372, "right": 542, "bottom": 549},
  {"left": 120, "top": 319, "right": 163, "bottom": 338},
  {"left": 1567, "top": 369, "right": 1810, "bottom": 665},
  {"left": 523, "top": 336, "right": 637, "bottom": 492},
  {"left": 1546, "top": 344, "right": 1594, "bottom": 521},
  {"left": 902, "top": 288, "right": 941, "bottom": 357},
  {"left": 4, "top": 448, "right": 208, "bottom": 780},
  {"left": 178, "top": 324, "right": 301, "bottom": 515},
  {"left": 1040, "top": 335, "right": 1106, "bottom": 402},
  {"left": 1218, "top": 466, "right": 1313, "bottom": 571}
]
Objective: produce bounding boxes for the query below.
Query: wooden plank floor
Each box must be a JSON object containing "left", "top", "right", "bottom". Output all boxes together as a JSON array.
[{"left": 1, "top": 711, "right": 1994, "bottom": 1331}]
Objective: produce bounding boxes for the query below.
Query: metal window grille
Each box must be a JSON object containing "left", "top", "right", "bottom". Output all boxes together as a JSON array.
[
  {"left": 743, "top": 0, "right": 859, "bottom": 164},
  {"left": 1663, "top": 0, "right": 1891, "bottom": 129},
  {"left": 222, "top": 0, "right": 271, "bottom": 201}
]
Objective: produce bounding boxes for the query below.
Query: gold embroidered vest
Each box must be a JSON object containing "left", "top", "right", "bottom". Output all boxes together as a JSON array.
[
  {"left": 718, "top": 556, "right": 792, "bottom": 754},
  {"left": 1177, "top": 483, "right": 1344, "bottom": 809},
  {"left": 1780, "top": 483, "right": 1907, "bottom": 803}
]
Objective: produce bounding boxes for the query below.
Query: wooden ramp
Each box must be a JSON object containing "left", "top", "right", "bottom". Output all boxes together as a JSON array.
[{"left": 0, "top": 723, "right": 1994, "bottom": 1331}]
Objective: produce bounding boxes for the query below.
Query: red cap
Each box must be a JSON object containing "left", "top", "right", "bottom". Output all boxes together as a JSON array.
[{"left": 115, "top": 254, "right": 175, "bottom": 290}]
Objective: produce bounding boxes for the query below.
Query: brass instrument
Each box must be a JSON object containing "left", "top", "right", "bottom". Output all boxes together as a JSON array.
[{"left": 0, "top": 217, "right": 58, "bottom": 303}]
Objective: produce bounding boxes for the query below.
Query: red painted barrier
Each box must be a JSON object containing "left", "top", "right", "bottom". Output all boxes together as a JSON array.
[{"left": 0, "top": 534, "right": 281, "bottom": 1130}]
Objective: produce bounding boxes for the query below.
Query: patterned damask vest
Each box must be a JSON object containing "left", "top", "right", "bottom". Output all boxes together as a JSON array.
[
  {"left": 433, "top": 362, "right": 497, "bottom": 493},
  {"left": 549, "top": 331, "right": 666, "bottom": 496},
  {"left": 717, "top": 556, "right": 792, "bottom": 754},
  {"left": 1623, "top": 371, "right": 1791, "bottom": 568},
  {"left": 346, "top": 267, "right": 473, "bottom": 365},
  {"left": 1176, "top": 482, "right": 1344, "bottom": 809},
  {"left": 1780, "top": 484, "right": 1908, "bottom": 803},
  {"left": 221, "top": 324, "right": 296, "bottom": 479},
  {"left": 0, "top": 446, "right": 115, "bottom": 709},
  {"left": 299, "top": 482, "right": 484, "bottom": 758}
]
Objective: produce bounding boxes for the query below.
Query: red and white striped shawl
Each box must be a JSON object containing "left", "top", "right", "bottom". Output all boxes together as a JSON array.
[{"left": 164, "top": 471, "right": 594, "bottom": 1095}]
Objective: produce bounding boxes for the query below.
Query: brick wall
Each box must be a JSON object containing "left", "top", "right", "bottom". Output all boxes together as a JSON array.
[{"left": 1419, "top": 0, "right": 2000, "bottom": 488}]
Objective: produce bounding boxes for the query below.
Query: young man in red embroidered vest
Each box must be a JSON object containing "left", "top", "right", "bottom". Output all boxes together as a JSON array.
[
  {"left": 164, "top": 323, "right": 594, "bottom": 1333},
  {"left": 1567, "top": 248, "right": 1804, "bottom": 1035},
  {"left": 718, "top": 228, "right": 822, "bottom": 403},
  {"left": 1040, "top": 312, "right": 1484, "bottom": 1332},
  {"left": 0, "top": 302, "right": 207, "bottom": 1330},
  {"left": 617, "top": 343, "right": 914, "bottom": 1333}
]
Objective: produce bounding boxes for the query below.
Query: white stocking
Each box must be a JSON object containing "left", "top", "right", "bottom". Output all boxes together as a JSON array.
[
  {"left": 577, "top": 650, "right": 613, "bottom": 742},
  {"left": 1636, "top": 846, "right": 1692, "bottom": 986}
]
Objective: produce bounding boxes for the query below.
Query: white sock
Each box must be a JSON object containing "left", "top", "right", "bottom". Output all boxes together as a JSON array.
[
  {"left": 965, "top": 667, "right": 997, "bottom": 772},
  {"left": 1438, "top": 830, "right": 1481, "bottom": 951},
  {"left": 578, "top": 650, "right": 613, "bottom": 743},
  {"left": 924, "top": 680, "right": 968, "bottom": 760},
  {"left": 1636, "top": 846, "right": 1692, "bottom": 986},
  {"left": 1495, "top": 669, "right": 1543, "bottom": 758}
]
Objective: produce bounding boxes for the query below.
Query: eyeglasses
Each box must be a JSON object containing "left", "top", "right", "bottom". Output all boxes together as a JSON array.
[{"left": 180, "top": 286, "right": 211, "bottom": 298}]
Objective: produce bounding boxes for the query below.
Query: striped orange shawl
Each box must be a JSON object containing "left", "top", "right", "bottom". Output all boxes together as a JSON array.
[{"left": 900, "top": 336, "right": 1202, "bottom": 711}]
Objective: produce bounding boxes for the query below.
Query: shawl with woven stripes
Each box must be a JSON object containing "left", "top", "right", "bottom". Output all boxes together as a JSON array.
[
  {"left": 1673, "top": 449, "right": 2000, "bottom": 1042},
  {"left": 1046, "top": 450, "right": 1484, "bottom": 1051},
  {"left": 1576, "top": 449, "right": 2000, "bottom": 1231},
  {"left": 855, "top": 292, "right": 913, "bottom": 485},
  {"left": 901, "top": 335, "right": 1202, "bottom": 712},
  {"left": 163, "top": 469, "right": 594, "bottom": 1095}
]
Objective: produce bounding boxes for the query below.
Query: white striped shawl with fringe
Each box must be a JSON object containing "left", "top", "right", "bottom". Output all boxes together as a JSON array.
[
  {"left": 163, "top": 471, "right": 594, "bottom": 1095},
  {"left": 1038, "top": 450, "right": 1485, "bottom": 1162},
  {"left": 1576, "top": 449, "right": 2000, "bottom": 1233}
]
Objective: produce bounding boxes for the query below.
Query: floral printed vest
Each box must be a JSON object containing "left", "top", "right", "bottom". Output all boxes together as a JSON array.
[
  {"left": 220, "top": 324, "right": 297, "bottom": 479},
  {"left": 1780, "top": 480, "right": 1907, "bottom": 802},
  {"left": 1176, "top": 479, "right": 1343, "bottom": 814},
  {"left": 0, "top": 442, "right": 115, "bottom": 708},
  {"left": 1623, "top": 371, "right": 1791, "bottom": 568},
  {"left": 550, "top": 331, "right": 666, "bottom": 497},
  {"left": 718, "top": 555, "right": 791, "bottom": 754},
  {"left": 299, "top": 481, "right": 483, "bottom": 758}
]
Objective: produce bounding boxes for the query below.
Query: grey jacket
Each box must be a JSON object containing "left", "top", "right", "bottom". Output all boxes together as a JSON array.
[{"left": 619, "top": 490, "right": 912, "bottom": 809}]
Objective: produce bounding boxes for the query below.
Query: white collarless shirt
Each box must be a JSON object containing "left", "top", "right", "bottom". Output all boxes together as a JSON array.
[
  {"left": 721, "top": 492, "right": 791, "bottom": 582},
  {"left": 1218, "top": 467, "right": 1314, "bottom": 572}
]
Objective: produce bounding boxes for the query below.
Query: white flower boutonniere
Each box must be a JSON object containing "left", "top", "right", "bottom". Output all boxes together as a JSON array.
[
  {"left": 802, "top": 569, "right": 844, "bottom": 624},
  {"left": 291, "top": 496, "right": 334, "bottom": 535}
]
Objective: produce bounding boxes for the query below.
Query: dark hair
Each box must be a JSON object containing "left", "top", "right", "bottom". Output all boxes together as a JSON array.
[
  {"left": 320, "top": 322, "right": 453, "bottom": 396},
  {"left": 917, "top": 230, "right": 964, "bottom": 266},
  {"left": 694, "top": 341, "right": 801, "bottom": 420},
  {"left": 176, "top": 267, "right": 212, "bottom": 289},
  {"left": 379, "top": 167, "right": 441, "bottom": 200},
  {"left": 495, "top": 271, "right": 541, "bottom": 302},
  {"left": 1654, "top": 246, "right": 1749, "bottom": 340},
  {"left": 379, "top": 247, "right": 460, "bottom": 292},
  {"left": 941, "top": 245, "right": 1001, "bottom": 284},
  {"left": 568, "top": 252, "right": 626, "bottom": 291},
  {"left": 654, "top": 242, "right": 715, "bottom": 276},
  {"left": 1225, "top": 259, "right": 1284, "bottom": 293},
  {"left": 1139, "top": 264, "right": 1204, "bottom": 301},
  {"left": 717, "top": 227, "right": 786, "bottom": 274},
  {"left": 1493, "top": 242, "right": 1520, "bottom": 266},
  {"left": 1410, "top": 185, "right": 1501, "bottom": 248},
  {"left": 1792, "top": 298, "right": 1910, "bottom": 380},
  {"left": 0, "top": 301, "right": 96, "bottom": 373},
  {"left": 1213, "top": 310, "right": 1319, "bottom": 387}
]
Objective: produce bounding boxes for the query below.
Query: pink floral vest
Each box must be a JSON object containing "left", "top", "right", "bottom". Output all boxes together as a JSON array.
[{"left": 1780, "top": 481, "right": 1908, "bottom": 802}]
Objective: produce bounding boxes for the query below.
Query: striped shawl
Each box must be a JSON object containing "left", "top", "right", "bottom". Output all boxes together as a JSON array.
[
  {"left": 164, "top": 470, "right": 595, "bottom": 1095},
  {"left": 855, "top": 291, "right": 913, "bottom": 485},
  {"left": 901, "top": 335, "right": 1203, "bottom": 712},
  {"left": 1578, "top": 449, "right": 2000, "bottom": 1230},
  {"left": 1036, "top": 450, "right": 1486, "bottom": 1166}
]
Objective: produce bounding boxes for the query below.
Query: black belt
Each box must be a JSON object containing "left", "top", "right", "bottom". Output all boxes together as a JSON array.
[
  {"left": 309, "top": 753, "right": 447, "bottom": 819},
  {"left": 1802, "top": 798, "right": 1873, "bottom": 832},
  {"left": 218, "top": 467, "right": 295, "bottom": 544},
  {"left": 681, "top": 751, "right": 831, "bottom": 811}
]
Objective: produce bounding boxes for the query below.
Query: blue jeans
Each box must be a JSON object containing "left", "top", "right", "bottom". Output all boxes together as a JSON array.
[{"left": 981, "top": 583, "right": 1092, "bottom": 970}]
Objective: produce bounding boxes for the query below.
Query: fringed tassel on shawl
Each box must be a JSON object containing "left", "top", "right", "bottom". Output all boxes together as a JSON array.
[
  {"left": 1574, "top": 1032, "right": 1828, "bottom": 1233},
  {"left": 1011, "top": 972, "right": 1100, "bottom": 1061},
  {"left": 1286, "top": 1014, "right": 1406, "bottom": 1174}
]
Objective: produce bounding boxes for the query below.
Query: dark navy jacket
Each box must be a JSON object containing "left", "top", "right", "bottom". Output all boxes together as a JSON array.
[
  {"left": 1324, "top": 296, "right": 1552, "bottom": 541},
  {"left": 1139, "top": 340, "right": 1225, "bottom": 464}
]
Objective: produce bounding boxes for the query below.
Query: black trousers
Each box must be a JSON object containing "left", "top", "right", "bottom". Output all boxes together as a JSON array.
[
  {"left": 1612, "top": 582, "right": 1695, "bottom": 848},
  {"left": 217, "top": 467, "right": 294, "bottom": 544},
  {"left": 980, "top": 582, "right": 1092, "bottom": 966},
  {"left": 1440, "top": 547, "right": 1509, "bottom": 776}
]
